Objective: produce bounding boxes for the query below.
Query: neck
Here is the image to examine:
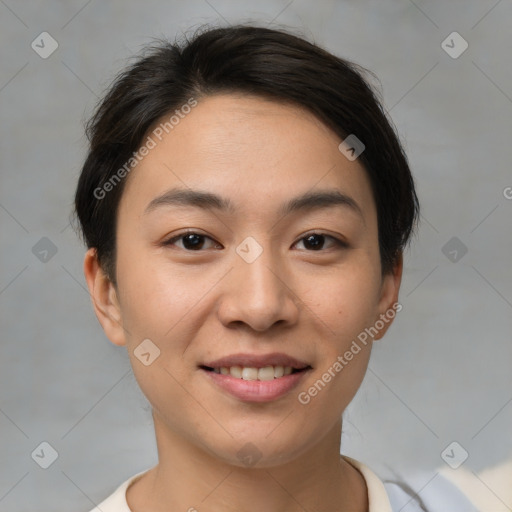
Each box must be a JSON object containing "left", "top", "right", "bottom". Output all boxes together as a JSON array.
[{"left": 126, "top": 413, "right": 368, "bottom": 512}]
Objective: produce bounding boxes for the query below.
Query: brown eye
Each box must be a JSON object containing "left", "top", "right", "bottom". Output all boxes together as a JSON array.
[
  {"left": 163, "top": 232, "right": 221, "bottom": 251},
  {"left": 294, "top": 233, "right": 347, "bottom": 251}
]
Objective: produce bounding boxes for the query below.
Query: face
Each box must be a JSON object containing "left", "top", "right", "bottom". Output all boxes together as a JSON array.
[{"left": 85, "top": 93, "right": 402, "bottom": 468}]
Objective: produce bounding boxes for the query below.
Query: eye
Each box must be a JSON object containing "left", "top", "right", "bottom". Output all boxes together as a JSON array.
[
  {"left": 162, "top": 231, "right": 222, "bottom": 251},
  {"left": 162, "top": 231, "right": 347, "bottom": 252},
  {"left": 293, "top": 232, "right": 347, "bottom": 251}
]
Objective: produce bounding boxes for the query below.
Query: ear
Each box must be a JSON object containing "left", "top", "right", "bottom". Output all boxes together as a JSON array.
[
  {"left": 83, "top": 248, "right": 127, "bottom": 346},
  {"left": 373, "top": 252, "right": 403, "bottom": 341}
]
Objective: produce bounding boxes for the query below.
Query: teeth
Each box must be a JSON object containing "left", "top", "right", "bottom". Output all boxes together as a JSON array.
[
  {"left": 274, "top": 365, "right": 284, "bottom": 378},
  {"left": 230, "top": 365, "right": 243, "bottom": 378},
  {"left": 242, "top": 367, "right": 259, "bottom": 380},
  {"left": 213, "top": 365, "right": 298, "bottom": 380}
]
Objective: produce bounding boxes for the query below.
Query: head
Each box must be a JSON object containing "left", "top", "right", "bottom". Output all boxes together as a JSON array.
[{"left": 75, "top": 25, "right": 419, "bottom": 468}]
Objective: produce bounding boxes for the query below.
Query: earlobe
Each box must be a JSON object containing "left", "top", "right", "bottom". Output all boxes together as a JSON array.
[
  {"left": 373, "top": 253, "right": 403, "bottom": 341},
  {"left": 83, "top": 248, "right": 127, "bottom": 346}
]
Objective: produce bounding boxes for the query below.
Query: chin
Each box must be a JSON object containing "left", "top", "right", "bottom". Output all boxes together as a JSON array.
[{"left": 201, "top": 429, "right": 314, "bottom": 470}]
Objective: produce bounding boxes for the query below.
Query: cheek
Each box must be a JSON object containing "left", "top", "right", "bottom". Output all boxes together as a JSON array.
[
  {"left": 306, "top": 260, "right": 382, "bottom": 344},
  {"left": 115, "top": 249, "right": 221, "bottom": 400},
  {"left": 117, "top": 260, "right": 203, "bottom": 426},
  {"left": 116, "top": 246, "right": 210, "bottom": 340},
  {"left": 296, "top": 272, "right": 378, "bottom": 424},
  {"left": 295, "top": 259, "right": 380, "bottom": 399}
]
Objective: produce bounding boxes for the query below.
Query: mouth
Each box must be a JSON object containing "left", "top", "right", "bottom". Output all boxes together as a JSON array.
[
  {"left": 199, "top": 364, "right": 312, "bottom": 381},
  {"left": 198, "top": 353, "right": 313, "bottom": 402}
]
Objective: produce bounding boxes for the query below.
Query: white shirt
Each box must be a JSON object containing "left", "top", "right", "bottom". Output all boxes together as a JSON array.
[{"left": 88, "top": 455, "right": 478, "bottom": 512}]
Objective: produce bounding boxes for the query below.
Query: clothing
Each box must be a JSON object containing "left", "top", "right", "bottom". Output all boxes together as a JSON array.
[{"left": 88, "top": 455, "right": 478, "bottom": 512}]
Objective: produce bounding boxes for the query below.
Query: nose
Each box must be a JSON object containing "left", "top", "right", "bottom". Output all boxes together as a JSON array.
[{"left": 216, "top": 241, "right": 300, "bottom": 332}]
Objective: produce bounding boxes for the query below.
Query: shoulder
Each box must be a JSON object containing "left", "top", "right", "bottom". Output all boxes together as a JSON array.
[
  {"left": 382, "top": 469, "right": 481, "bottom": 512},
  {"left": 342, "top": 455, "right": 479, "bottom": 512},
  {"left": 86, "top": 470, "right": 150, "bottom": 512},
  {"left": 88, "top": 460, "right": 481, "bottom": 512}
]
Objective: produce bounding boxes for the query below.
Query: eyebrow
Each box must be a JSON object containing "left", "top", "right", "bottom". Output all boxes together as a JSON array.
[{"left": 144, "top": 187, "right": 364, "bottom": 221}]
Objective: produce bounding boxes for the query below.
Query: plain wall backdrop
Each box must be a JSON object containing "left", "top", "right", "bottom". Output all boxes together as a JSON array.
[{"left": 1, "top": 1, "right": 511, "bottom": 511}]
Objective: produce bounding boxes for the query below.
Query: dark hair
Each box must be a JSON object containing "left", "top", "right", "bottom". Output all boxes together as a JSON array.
[{"left": 74, "top": 23, "right": 419, "bottom": 282}]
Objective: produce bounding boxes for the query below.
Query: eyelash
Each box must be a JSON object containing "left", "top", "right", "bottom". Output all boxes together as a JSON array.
[{"left": 161, "top": 230, "right": 348, "bottom": 252}]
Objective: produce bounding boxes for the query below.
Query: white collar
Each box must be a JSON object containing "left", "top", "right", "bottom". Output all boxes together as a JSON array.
[{"left": 90, "top": 454, "right": 392, "bottom": 512}]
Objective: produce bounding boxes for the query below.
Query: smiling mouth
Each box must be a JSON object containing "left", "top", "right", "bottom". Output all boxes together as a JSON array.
[{"left": 199, "top": 365, "right": 312, "bottom": 381}]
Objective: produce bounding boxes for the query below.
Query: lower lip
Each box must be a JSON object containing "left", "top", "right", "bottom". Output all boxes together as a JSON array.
[{"left": 201, "top": 368, "right": 311, "bottom": 402}]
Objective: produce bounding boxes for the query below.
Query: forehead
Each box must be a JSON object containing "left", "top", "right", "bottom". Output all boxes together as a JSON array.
[{"left": 119, "top": 93, "right": 376, "bottom": 222}]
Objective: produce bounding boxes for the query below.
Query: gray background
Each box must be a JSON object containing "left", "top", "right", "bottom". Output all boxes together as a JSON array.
[{"left": 1, "top": 1, "right": 511, "bottom": 511}]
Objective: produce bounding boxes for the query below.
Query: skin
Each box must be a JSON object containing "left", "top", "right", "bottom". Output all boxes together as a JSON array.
[{"left": 84, "top": 93, "right": 403, "bottom": 512}]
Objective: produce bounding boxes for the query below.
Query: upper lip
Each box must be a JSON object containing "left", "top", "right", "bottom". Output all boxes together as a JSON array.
[{"left": 201, "top": 352, "right": 312, "bottom": 370}]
